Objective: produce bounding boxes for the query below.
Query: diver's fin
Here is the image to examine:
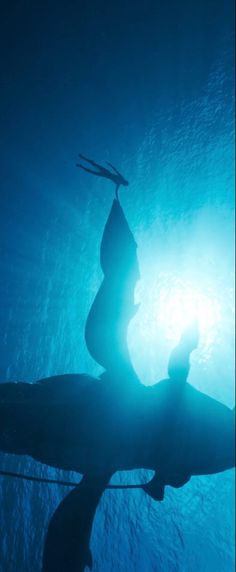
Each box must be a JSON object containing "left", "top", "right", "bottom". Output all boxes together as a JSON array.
[
  {"left": 106, "top": 161, "right": 122, "bottom": 177},
  {"left": 142, "top": 473, "right": 165, "bottom": 501},
  {"left": 76, "top": 163, "right": 101, "bottom": 177},
  {"left": 41, "top": 473, "right": 112, "bottom": 572}
]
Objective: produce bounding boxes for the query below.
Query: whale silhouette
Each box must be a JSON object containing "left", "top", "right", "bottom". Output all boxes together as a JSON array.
[
  {"left": 0, "top": 167, "right": 235, "bottom": 571},
  {"left": 1, "top": 371, "right": 234, "bottom": 480}
]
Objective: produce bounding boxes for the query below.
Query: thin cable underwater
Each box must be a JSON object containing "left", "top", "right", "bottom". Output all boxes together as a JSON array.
[{"left": 0, "top": 469, "right": 149, "bottom": 490}]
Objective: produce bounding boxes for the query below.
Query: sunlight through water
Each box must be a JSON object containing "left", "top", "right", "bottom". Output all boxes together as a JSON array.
[{"left": 156, "top": 283, "right": 220, "bottom": 341}]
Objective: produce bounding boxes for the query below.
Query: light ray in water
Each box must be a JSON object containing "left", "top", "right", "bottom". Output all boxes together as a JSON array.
[
  {"left": 157, "top": 284, "right": 220, "bottom": 341},
  {"left": 132, "top": 277, "right": 220, "bottom": 345},
  {"left": 127, "top": 270, "right": 228, "bottom": 388}
]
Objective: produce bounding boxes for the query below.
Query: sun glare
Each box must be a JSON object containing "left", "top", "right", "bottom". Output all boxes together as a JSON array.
[
  {"left": 134, "top": 277, "right": 221, "bottom": 347},
  {"left": 157, "top": 285, "right": 220, "bottom": 342}
]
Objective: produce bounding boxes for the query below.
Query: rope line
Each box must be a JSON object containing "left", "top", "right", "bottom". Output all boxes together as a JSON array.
[{"left": 0, "top": 469, "right": 147, "bottom": 490}]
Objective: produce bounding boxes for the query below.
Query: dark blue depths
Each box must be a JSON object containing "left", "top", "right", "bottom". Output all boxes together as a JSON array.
[{"left": 0, "top": 1, "right": 235, "bottom": 571}]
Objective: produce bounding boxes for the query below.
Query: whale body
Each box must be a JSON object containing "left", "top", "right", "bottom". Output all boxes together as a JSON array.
[
  {"left": 0, "top": 373, "right": 234, "bottom": 483},
  {"left": 1, "top": 195, "right": 235, "bottom": 571}
]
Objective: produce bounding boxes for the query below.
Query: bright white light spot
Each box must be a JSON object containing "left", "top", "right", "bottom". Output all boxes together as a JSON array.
[
  {"left": 157, "top": 285, "right": 220, "bottom": 342},
  {"left": 134, "top": 277, "right": 221, "bottom": 347},
  {"left": 129, "top": 276, "right": 225, "bottom": 384}
]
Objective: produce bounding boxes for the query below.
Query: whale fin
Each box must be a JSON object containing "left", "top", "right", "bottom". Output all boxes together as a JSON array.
[
  {"left": 42, "top": 473, "right": 112, "bottom": 572},
  {"left": 142, "top": 473, "right": 165, "bottom": 501},
  {"left": 168, "top": 321, "right": 199, "bottom": 384},
  {"left": 142, "top": 472, "right": 191, "bottom": 501}
]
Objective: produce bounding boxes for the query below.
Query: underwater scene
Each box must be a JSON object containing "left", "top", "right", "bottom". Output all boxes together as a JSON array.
[{"left": 0, "top": 1, "right": 235, "bottom": 571}]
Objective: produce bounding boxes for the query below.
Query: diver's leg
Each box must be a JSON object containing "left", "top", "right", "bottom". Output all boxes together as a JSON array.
[{"left": 75, "top": 164, "right": 102, "bottom": 176}]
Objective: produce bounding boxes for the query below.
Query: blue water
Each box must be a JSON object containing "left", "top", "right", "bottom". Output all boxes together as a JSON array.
[{"left": 0, "top": 1, "right": 235, "bottom": 571}]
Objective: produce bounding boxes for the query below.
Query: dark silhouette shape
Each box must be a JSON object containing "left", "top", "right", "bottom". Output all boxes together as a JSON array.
[
  {"left": 0, "top": 160, "right": 235, "bottom": 571},
  {"left": 85, "top": 198, "right": 139, "bottom": 380},
  {"left": 42, "top": 474, "right": 111, "bottom": 572},
  {"left": 76, "top": 154, "right": 129, "bottom": 199},
  {"left": 168, "top": 320, "right": 199, "bottom": 383}
]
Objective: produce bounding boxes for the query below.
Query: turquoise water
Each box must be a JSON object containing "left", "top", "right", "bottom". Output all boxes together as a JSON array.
[{"left": 0, "top": 2, "right": 234, "bottom": 571}]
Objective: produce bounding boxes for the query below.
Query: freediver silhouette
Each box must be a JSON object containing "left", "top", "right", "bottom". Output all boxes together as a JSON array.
[
  {"left": 76, "top": 154, "right": 129, "bottom": 199},
  {"left": 0, "top": 155, "right": 235, "bottom": 572}
]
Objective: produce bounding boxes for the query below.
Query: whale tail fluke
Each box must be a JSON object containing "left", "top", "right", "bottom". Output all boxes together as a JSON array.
[
  {"left": 42, "top": 473, "right": 112, "bottom": 572},
  {"left": 85, "top": 199, "right": 140, "bottom": 381}
]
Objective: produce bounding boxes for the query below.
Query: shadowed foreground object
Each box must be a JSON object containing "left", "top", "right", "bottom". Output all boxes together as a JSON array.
[
  {"left": 42, "top": 475, "right": 111, "bottom": 572},
  {"left": 0, "top": 169, "right": 235, "bottom": 571},
  {"left": 85, "top": 198, "right": 139, "bottom": 376}
]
